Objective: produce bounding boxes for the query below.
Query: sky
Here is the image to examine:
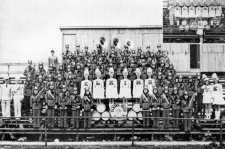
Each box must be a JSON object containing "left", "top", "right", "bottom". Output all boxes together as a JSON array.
[{"left": 0, "top": 0, "right": 162, "bottom": 63}]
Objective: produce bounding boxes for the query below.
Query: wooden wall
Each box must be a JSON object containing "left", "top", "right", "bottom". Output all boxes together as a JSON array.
[
  {"left": 164, "top": 43, "right": 225, "bottom": 72},
  {"left": 61, "top": 27, "right": 162, "bottom": 52}
]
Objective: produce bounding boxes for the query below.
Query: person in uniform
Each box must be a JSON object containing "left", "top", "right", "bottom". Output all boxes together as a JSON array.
[
  {"left": 57, "top": 85, "right": 68, "bottom": 128},
  {"left": 71, "top": 89, "right": 81, "bottom": 129},
  {"left": 182, "top": 91, "right": 197, "bottom": 132},
  {"left": 119, "top": 68, "right": 132, "bottom": 98},
  {"left": 188, "top": 5, "right": 196, "bottom": 18},
  {"left": 209, "top": 5, "right": 216, "bottom": 18},
  {"left": 202, "top": 76, "right": 213, "bottom": 119},
  {"left": 45, "top": 81, "right": 56, "bottom": 128},
  {"left": 106, "top": 67, "right": 118, "bottom": 99},
  {"left": 92, "top": 68, "right": 105, "bottom": 99},
  {"left": 23, "top": 61, "right": 35, "bottom": 116},
  {"left": 97, "top": 37, "right": 106, "bottom": 54},
  {"left": 82, "top": 87, "right": 93, "bottom": 128},
  {"left": 211, "top": 73, "right": 225, "bottom": 120},
  {"left": 202, "top": 5, "right": 209, "bottom": 18},
  {"left": 182, "top": 5, "right": 188, "bottom": 18},
  {"left": 152, "top": 88, "right": 160, "bottom": 128},
  {"left": 0, "top": 77, "right": 12, "bottom": 118},
  {"left": 171, "top": 87, "right": 181, "bottom": 128},
  {"left": 48, "top": 50, "right": 58, "bottom": 69},
  {"left": 133, "top": 68, "right": 144, "bottom": 99},
  {"left": 144, "top": 67, "right": 156, "bottom": 95},
  {"left": 80, "top": 68, "right": 92, "bottom": 98},
  {"left": 31, "top": 86, "right": 45, "bottom": 128},
  {"left": 12, "top": 79, "right": 24, "bottom": 119},
  {"left": 196, "top": 6, "right": 203, "bottom": 18},
  {"left": 140, "top": 88, "right": 155, "bottom": 128}
]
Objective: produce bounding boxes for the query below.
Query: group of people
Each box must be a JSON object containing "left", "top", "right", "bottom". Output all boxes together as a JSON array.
[{"left": 0, "top": 42, "right": 224, "bottom": 130}]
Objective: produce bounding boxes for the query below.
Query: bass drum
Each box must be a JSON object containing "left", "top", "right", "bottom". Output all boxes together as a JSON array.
[
  {"left": 111, "top": 106, "right": 125, "bottom": 121},
  {"left": 92, "top": 111, "right": 101, "bottom": 121},
  {"left": 137, "top": 112, "right": 143, "bottom": 120},
  {"left": 102, "top": 111, "right": 110, "bottom": 121},
  {"left": 132, "top": 103, "right": 141, "bottom": 113},
  {"left": 96, "top": 103, "right": 106, "bottom": 113},
  {"left": 127, "top": 110, "right": 137, "bottom": 121}
]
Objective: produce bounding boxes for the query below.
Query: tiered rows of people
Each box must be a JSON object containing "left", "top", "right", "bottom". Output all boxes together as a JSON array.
[{"left": 0, "top": 46, "right": 224, "bottom": 130}]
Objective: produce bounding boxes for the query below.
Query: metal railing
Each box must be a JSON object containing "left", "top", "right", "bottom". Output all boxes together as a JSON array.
[{"left": 0, "top": 115, "right": 224, "bottom": 146}]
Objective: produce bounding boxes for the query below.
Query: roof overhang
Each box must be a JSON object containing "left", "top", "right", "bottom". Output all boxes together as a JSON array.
[{"left": 60, "top": 25, "right": 162, "bottom": 31}]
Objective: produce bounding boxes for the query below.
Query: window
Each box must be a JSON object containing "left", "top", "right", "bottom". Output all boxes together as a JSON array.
[{"left": 190, "top": 44, "right": 200, "bottom": 69}]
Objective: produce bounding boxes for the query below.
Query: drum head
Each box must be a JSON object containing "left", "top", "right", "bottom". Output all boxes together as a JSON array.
[
  {"left": 111, "top": 106, "right": 124, "bottom": 120},
  {"left": 137, "top": 112, "right": 143, "bottom": 120},
  {"left": 128, "top": 110, "right": 137, "bottom": 121},
  {"left": 97, "top": 103, "right": 106, "bottom": 113},
  {"left": 92, "top": 111, "right": 101, "bottom": 121},
  {"left": 102, "top": 111, "right": 110, "bottom": 121},
  {"left": 133, "top": 104, "right": 141, "bottom": 113}
]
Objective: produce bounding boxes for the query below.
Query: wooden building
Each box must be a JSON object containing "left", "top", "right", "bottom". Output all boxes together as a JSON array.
[
  {"left": 60, "top": 26, "right": 162, "bottom": 52},
  {"left": 164, "top": 43, "right": 225, "bottom": 73}
]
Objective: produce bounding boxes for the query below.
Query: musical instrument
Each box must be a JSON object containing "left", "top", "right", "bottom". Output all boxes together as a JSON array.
[
  {"left": 96, "top": 99, "right": 106, "bottom": 113},
  {"left": 92, "top": 111, "right": 101, "bottom": 121},
  {"left": 111, "top": 105, "right": 124, "bottom": 120},
  {"left": 132, "top": 103, "right": 141, "bottom": 113},
  {"left": 127, "top": 110, "right": 137, "bottom": 121},
  {"left": 137, "top": 112, "right": 143, "bottom": 121},
  {"left": 101, "top": 111, "right": 110, "bottom": 121}
]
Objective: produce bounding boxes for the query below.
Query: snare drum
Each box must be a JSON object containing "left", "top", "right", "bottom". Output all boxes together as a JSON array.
[
  {"left": 92, "top": 111, "right": 101, "bottom": 121},
  {"left": 128, "top": 110, "right": 137, "bottom": 121},
  {"left": 102, "top": 111, "right": 110, "bottom": 121},
  {"left": 96, "top": 103, "right": 106, "bottom": 113}
]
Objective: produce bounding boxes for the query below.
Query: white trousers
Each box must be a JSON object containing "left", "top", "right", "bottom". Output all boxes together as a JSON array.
[
  {"left": 14, "top": 97, "right": 22, "bottom": 118},
  {"left": 1, "top": 100, "right": 11, "bottom": 118}
]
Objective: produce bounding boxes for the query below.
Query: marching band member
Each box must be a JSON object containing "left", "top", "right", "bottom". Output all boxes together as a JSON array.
[
  {"left": 202, "top": 76, "right": 213, "bottom": 119},
  {"left": 23, "top": 60, "right": 35, "bottom": 116},
  {"left": 82, "top": 87, "right": 93, "bottom": 128},
  {"left": 57, "top": 85, "right": 68, "bottom": 128},
  {"left": 119, "top": 68, "right": 132, "bottom": 98},
  {"left": 196, "top": 6, "right": 203, "bottom": 18},
  {"left": 97, "top": 37, "right": 106, "bottom": 54},
  {"left": 140, "top": 88, "right": 156, "bottom": 128},
  {"left": 106, "top": 67, "right": 118, "bottom": 99},
  {"left": 12, "top": 80, "right": 24, "bottom": 119},
  {"left": 181, "top": 5, "right": 188, "bottom": 18},
  {"left": 171, "top": 87, "right": 181, "bottom": 128},
  {"left": 211, "top": 73, "right": 225, "bottom": 120},
  {"left": 93, "top": 68, "right": 105, "bottom": 99},
  {"left": 188, "top": 5, "right": 196, "bottom": 18},
  {"left": 144, "top": 67, "right": 156, "bottom": 95},
  {"left": 0, "top": 77, "right": 12, "bottom": 118},
  {"left": 45, "top": 81, "right": 56, "bottom": 128},
  {"left": 215, "top": 5, "right": 222, "bottom": 17},
  {"left": 161, "top": 91, "right": 170, "bottom": 129},
  {"left": 202, "top": 5, "right": 209, "bottom": 18},
  {"left": 80, "top": 68, "right": 92, "bottom": 98},
  {"left": 71, "top": 87, "right": 81, "bottom": 129},
  {"left": 48, "top": 50, "right": 58, "bottom": 69},
  {"left": 31, "top": 86, "right": 45, "bottom": 128},
  {"left": 152, "top": 88, "right": 160, "bottom": 128},
  {"left": 182, "top": 92, "right": 197, "bottom": 132},
  {"left": 174, "top": 5, "right": 182, "bottom": 18},
  {"left": 209, "top": 5, "right": 216, "bottom": 18},
  {"left": 133, "top": 68, "right": 144, "bottom": 98}
]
